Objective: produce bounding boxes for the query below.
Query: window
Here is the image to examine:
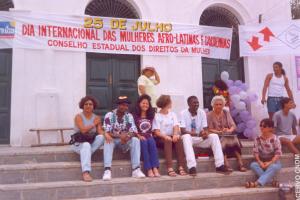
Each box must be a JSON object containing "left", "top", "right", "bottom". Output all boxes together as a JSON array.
[{"left": 291, "top": 0, "right": 300, "bottom": 19}]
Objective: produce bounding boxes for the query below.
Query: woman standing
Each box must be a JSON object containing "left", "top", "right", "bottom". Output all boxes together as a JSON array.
[
  {"left": 137, "top": 66, "right": 160, "bottom": 108},
  {"left": 153, "top": 95, "right": 187, "bottom": 177},
  {"left": 261, "top": 61, "right": 294, "bottom": 119},
  {"left": 72, "top": 96, "right": 104, "bottom": 182},
  {"left": 207, "top": 96, "right": 246, "bottom": 172},
  {"left": 246, "top": 118, "right": 282, "bottom": 188},
  {"left": 134, "top": 94, "right": 160, "bottom": 177}
]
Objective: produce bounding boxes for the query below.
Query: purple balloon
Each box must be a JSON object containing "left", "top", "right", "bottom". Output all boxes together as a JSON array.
[
  {"left": 226, "top": 80, "right": 234, "bottom": 87},
  {"left": 244, "top": 98, "right": 251, "bottom": 104},
  {"left": 236, "top": 122, "right": 246, "bottom": 133},
  {"left": 236, "top": 87, "right": 242, "bottom": 94},
  {"left": 241, "top": 83, "right": 249, "bottom": 91},
  {"left": 235, "top": 115, "right": 243, "bottom": 124},
  {"left": 246, "top": 119, "right": 257, "bottom": 129},
  {"left": 230, "top": 108, "right": 239, "bottom": 118},
  {"left": 234, "top": 80, "right": 243, "bottom": 87},
  {"left": 240, "top": 111, "right": 251, "bottom": 122},
  {"left": 243, "top": 128, "right": 253, "bottom": 138},
  {"left": 228, "top": 86, "right": 238, "bottom": 95}
]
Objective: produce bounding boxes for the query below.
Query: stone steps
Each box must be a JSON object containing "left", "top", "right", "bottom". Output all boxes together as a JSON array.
[
  {"left": 0, "top": 146, "right": 247, "bottom": 164},
  {"left": 0, "top": 167, "right": 294, "bottom": 200},
  {"left": 0, "top": 154, "right": 294, "bottom": 184},
  {"left": 0, "top": 141, "right": 293, "bottom": 165},
  {"left": 73, "top": 187, "right": 282, "bottom": 200}
]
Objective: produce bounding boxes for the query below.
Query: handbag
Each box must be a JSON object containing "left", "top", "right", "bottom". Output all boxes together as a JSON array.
[{"left": 69, "top": 132, "right": 97, "bottom": 145}]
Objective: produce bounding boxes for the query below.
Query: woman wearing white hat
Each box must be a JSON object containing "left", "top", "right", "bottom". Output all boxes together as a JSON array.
[{"left": 137, "top": 66, "right": 160, "bottom": 108}]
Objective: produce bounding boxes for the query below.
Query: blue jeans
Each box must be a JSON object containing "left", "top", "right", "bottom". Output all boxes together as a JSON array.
[
  {"left": 104, "top": 137, "right": 141, "bottom": 169},
  {"left": 72, "top": 135, "right": 104, "bottom": 172},
  {"left": 267, "top": 97, "right": 283, "bottom": 113},
  {"left": 250, "top": 161, "right": 282, "bottom": 186},
  {"left": 140, "top": 137, "right": 159, "bottom": 170}
]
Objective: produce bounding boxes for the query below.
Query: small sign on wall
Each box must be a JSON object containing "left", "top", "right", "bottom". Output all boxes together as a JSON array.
[{"left": 296, "top": 56, "right": 300, "bottom": 90}]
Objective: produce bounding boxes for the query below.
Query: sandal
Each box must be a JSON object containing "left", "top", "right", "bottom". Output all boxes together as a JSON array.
[
  {"left": 245, "top": 181, "right": 259, "bottom": 188},
  {"left": 272, "top": 180, "right": 280, "bottom": 188},
  {"left": 225, "top": 166, "right": 234, "bottom": 172},
  {"left": 167, "top": 168, "right": 177, "bottom": 177},
  {"left": 147, "top": 169, "right": 155, "bottom": 178},
  {"left": 178, "top": 167, "right": 188, "bottom": 176},
  {"left": 239, "top": 165, "right": 247, "bottom": 172},
  {"left": 153, "top": 168, "right": 161, "bottom": 177}
]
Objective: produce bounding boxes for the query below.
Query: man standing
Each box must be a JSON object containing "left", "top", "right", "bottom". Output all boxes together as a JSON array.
[
  {"left": 137, "top": 66, "right": 160, "bottom": 108},
  {"left": 273, "top": 97, "right": 300, "bottom": 154},
  {"left": 102, "top": 96, "right": 145, "bottom": 180},
  {"left": 180, "top": 96, "right": 229, "bottom": 176}
]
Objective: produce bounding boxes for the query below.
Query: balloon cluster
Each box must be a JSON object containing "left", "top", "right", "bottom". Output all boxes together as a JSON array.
[{"left": 220, "top": 71, "right": 258, "bottom": 139}]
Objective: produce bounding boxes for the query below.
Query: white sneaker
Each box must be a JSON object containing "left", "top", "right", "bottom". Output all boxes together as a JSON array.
[
  {"left": 102, "top": 170, "right": 111, "bottom": 181},
  {"left": 132, "top": 168, "right": 146, "bottom": 178}
]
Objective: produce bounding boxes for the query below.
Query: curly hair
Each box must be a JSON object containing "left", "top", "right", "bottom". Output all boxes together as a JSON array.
[
  {"left": 134, "top": 94, "right": 155, "bottom": 120},
  {"left": 214, "top": 80, "right": 228, "bottom": 91},
  {"left": 79, "top": 95, "right": 99, "bottom": 109}
]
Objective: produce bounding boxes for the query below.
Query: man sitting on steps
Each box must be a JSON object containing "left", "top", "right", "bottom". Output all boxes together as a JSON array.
[
  {"left": 102, "top": 96, "right": 145, "bottom": 181},
  {"left": 180, "top": 96, "right": 230, "bottom": 176},
  {"left": 273, "top": 97, "right": 300, "bottom": 154}
]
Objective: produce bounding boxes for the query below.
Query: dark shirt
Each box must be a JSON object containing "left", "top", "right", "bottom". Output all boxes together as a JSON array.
[{"left": 134, "top": 116, "right": 153, "bottom": 138}]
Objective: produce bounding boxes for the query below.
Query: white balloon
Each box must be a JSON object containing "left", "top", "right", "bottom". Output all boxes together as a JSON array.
[
  {"left": 231, "top": 94, "right": 241, "bottom": 104},
  {"left": 220, "top": 71, "right": 229, "bottom": 81},
  {"left": 236, "top": 101, "right": 246, "bottom": 110},
  {"left": 239, "top": 91, "right": 247, "bottom": 100}
]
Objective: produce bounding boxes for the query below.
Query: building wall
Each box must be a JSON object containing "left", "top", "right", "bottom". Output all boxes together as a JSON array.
[{"left": 9, "top": 0, "right": 298, "bottom": 146}]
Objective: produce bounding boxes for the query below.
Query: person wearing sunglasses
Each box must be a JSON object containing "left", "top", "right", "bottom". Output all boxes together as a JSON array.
[{"left": 246, "top": 118, "right": 282, "bottom": 188}]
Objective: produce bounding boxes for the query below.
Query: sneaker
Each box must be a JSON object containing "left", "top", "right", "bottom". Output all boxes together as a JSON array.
[
  {"left": 189, "top": 167, "right": 197, "bottom": 176},
  {"left": 132, "top": 168, "right": 146, "bottom": 178},
  {"left": 216, "top": 165, "right": 231, "bottom": 175},
  {"left": 102, "top": 170, "right": 112, "bottom": 181}
]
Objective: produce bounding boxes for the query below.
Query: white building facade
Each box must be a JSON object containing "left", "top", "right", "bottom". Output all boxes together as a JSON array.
[{"left": 0, "top": 0, "right": 298, "bottom": 146}]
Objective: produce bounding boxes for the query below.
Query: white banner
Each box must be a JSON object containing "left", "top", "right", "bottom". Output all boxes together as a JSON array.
[
  {"left": 239, "top": 20, "right": 300, "bottom": 56},
  {"left": 0, "top": 11, "right": 233, "bottom": 59}
]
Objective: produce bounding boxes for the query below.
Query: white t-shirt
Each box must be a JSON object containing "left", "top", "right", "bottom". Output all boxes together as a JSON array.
[
  {"left": 137, "top": 75, "right": 158, "bottom": 107},
  {"left": 179, "top": 109, "right": 207, "bottom": 133},
  {"left": 268, "top": 74, "right": 285, "bottom": 97},
  {"left": 152, "top": 111, "right": 179, "bottom": 136}
]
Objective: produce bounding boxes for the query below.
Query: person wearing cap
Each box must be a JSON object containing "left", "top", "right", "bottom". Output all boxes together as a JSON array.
[
  {"left": 102, "top": 96, "right": 145, "bottom": 180},
  {"left": 137, "top": 66, "right": 160, "bottom": 108}
]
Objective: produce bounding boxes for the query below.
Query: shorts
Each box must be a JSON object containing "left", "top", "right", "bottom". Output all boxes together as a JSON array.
[
  {"left": 267, "top": 97, "right": 283, "bottom": 113},
  {"left": 278, "top": 135, "right": 296, "bottom": 141}
]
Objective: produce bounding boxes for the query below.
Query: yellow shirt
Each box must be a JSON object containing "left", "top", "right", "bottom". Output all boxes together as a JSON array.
[{"left": 137, "top": 75, "right": 158, "bottom": 107}]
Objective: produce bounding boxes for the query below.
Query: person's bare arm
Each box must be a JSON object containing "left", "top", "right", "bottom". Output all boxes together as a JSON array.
[
  {"left": 138, "top": 85, "right": 146, "bottom": 95},
  {"left": 75, "top": 114, "right": 96, "bottom": 134},
  {"left": 261, "top": 74, "right": 272, "bottom": 104},
  {"left": 95, "top": 116, "right": 104, "bottom": 135},
  {"left": 284, "top": 76, "right": 294, "bottom": 101},
  {"left": 154, "top": 70, "right": 160, "bottom": 85},
  {"left": 154, "top": 129, "right": 172, "bottom": 141}
]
